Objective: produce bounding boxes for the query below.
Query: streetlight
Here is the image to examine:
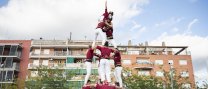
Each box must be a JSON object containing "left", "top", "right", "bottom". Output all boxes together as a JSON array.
[
  {"left": 39, "top": 37, "right": 43, "bottom": 66},
  {"left": 169, "top": 62, "right": 174, "bottom": 89}
]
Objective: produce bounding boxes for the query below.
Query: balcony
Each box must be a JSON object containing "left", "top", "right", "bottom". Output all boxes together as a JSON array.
[
  {"left": 0, "top": 71, "right": 15, "bottom": 83},
  {"left": 32, "top": 40, "right": 67, "bottom": 45},
  {"left": 0, "top": 63, "right": 20, "bottom": 71},
  {"left": 66, "top": 63, "right": 98, "bottom": 68},
  {"left": 30, "top": 51, "right": 68, "bottom": 59},
  {"left": 0, "top": 52, "right": 21, "bottom": 60},
  {"left": 28, "top": 63, "right": 65, "bottom": 69},
  {"left": 30, "top": 51, "right": 86, "bottom": 58},
  {"left": 28, "top": 63, "right": 98, "bottom": 69},
  {"left": 134, "top": 61, "right": 154, "bottom": 69}
]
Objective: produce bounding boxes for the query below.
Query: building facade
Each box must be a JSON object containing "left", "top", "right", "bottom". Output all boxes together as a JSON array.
[
  {"left": 27, "top": 40, "right": 195, "bottom": 88},
  {"left": 0, "top": 40, "right": 31, "bottom": 88},
  {"left": 120, "top": 45, "right": 195, "bottom": 88},
  {"left": 28, "top": 40, "right": 101, "bottom": 88}
]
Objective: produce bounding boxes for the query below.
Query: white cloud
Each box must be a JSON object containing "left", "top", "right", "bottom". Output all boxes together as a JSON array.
[
  {"left": 129, "top": 21, "right": 142, "bottom": 31},
  {"left": 172, "top": 27, "right": 179, "bottom": 32},
  {"left": 185, "top": 18, "right": 198, "bottom": 34},
  {"left": 0, "top": 0, "right": 149, "bottom": 40},
  {"left": 150, "top": 33, "right": 208, "bottom": 83},
  {"left": 116, "top": 21, "right": 147, "bottom": 44},
  {"left": 155, "top": 17, "right": 183, "bottom": 28}
]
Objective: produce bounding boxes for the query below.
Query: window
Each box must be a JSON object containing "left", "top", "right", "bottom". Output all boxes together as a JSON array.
[
  {"left": 179, "top": 60, "right": 187, "bottom": 65},
  {"left": 9, "top": 45, "right": 18, "bottom": 56},
  {"left": 34, "top": 49, "right": 40, "bottom": 54},
  {"left": 182, "top": 83, "right": 191, "bottom": 89},
  {"left": 43, "top": 49, "right": 50, "bottom": 54},
  {"left": 42, "top": 60, "right": 49, "bottom": 66},
  {"left": 156, "top": 71, "right": 164, "bottom": 77},
  {"left": 168, "top": 60, "right": 173, "bottom": 65},
  {"left": 33, "top": 60, "right": 39, "bottom": 66},
  {"left": 137, "top": 59, "right": 151, "bottom": 64},
  {"left": 0, "top": 45, "right": 4, "bottom": 55},
  {"left": 138, "top": 70, "right": 150, "bottom": 76},
  {"left": 155, "top": 60, "right": 163, "bottom": 65},
  {"left": 31, "top": 71, "right": 38, "bottom": 77},
  {"left": 181, "top": 71, "right": 189, "bottom": 77},
  {"left": 6, "top": 71, "right": 13, "bottom": 82},
  {"left": 127, "top": 51, "right": 139, "bottom": 54},
  {"left": 58, "top": 60, "right": 62, "bottom": 64},
  {"left": 122, "top": 59, "right": 131, "bottom": 65}
]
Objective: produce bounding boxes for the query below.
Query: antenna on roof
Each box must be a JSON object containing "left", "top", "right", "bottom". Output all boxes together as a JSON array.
[{"left": 69, "top": 32, "right": 72, "bottom": 41}]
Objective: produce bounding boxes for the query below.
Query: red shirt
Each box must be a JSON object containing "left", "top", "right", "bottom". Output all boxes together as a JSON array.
[
  {"left": 86, "top": 48, "right": 94, "bottom": 61},
  {"left": 103, "top": 9, "right": 109, "bottom": 21},
  {"left": 82, "top": 85, "right": 91, "bottom": 89},
  {"left": 96, "top": 84, "right": 116, "bottom": 89},
  {"left": 114, "top": 51, "right": 121, "bottom": 66},
  {"left": 106, "top": 28, "right": 113, "bottom": 37},
  {"left": 96, "top": 46, "right": 114, "bottom": 59}
]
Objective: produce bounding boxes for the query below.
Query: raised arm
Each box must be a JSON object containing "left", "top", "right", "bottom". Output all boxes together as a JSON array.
[
  {"left": 105, "top": 0, "right": 107, "bottom": 12},
  {"left": 92, "top": 40, "right": 97, "bottom": 49}
]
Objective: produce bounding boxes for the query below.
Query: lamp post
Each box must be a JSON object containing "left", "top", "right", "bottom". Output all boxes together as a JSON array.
[
  {"left": 39, "top": 37, "right": 43, "bottom": 66},
  {"left": 169, "top": 63, "right": 174, "bottom": 89}
]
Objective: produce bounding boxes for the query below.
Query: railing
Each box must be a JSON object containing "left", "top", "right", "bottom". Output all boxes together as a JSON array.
[
  {"left": 0, "top": 63, "right": 20, "bottom": 71},
  {"left": 66, "top": 63, "right": 98, "bottom": 68},
  {"left": 134, "top": 62, "right": 154, "bottom": 69},
  {"left": 28, "top": 63, "right": 98, "bottom": 69},
  {"left": 32, "top": 40, "right": 102, "bottom": 45},
  {"left": 13, "top": 63, "right": 20, "bottom": 71},
  {"left": 31, "top": 51, "right": 68, "bottom": 56},
  {"left": 0, "top": 52, "right": 21, "bottom": 58},
  {"left": 30, "top": 51, "right": 86, "bottom": 57},
  {"left": 32, "top": 40, "right": 67, "bottom": 45}
]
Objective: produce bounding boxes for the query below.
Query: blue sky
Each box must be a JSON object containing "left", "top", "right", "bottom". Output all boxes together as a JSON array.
[
  {"left": 0, "top": 0, "right": 208, "bottom": 87},
  {"left": 0, "top": 0, "right": 8, "bottom": 7},
  {"left": 116, "top": 0, "right": 208, "bottom": 43}
]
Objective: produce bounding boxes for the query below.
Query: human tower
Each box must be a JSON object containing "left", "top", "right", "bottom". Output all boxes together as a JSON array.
[{"left": 83, "top": 1, "right": 123, "bottom": 89}]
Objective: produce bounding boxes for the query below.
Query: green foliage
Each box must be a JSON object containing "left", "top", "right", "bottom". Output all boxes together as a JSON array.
[
  {"left": 0, "top": 83, "right": 18, "bottom": 89},
  {"left": 123, "top": 68, "right": 191, "bottom": 89},
  {"left": 25, "top": 66, "right": 75, "bottom": 89},
  {"left": 123, "top": 75, "right": 163, "bottom": 89},
  {"left": 162, "top": 69, "right": 191, "bottom": 89}
]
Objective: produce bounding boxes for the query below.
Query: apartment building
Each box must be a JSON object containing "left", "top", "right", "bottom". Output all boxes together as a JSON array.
[
  {"left": 120, "top": 42, "right": 195, "bottom": 88},
  {"left": 26, "top": 40, "right": 195, "bottom": 88},
  {"left": 28, "top": 40, "right": 102, "bottom": 88},
  {"left": 0, "top": 40, "right": 31, "bottom": 88}
]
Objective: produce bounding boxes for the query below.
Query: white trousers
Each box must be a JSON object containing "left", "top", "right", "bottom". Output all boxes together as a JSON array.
[
  {"left": 114, "top": 67, "right": 123, "bottom": 87},
  {"left": 94, "top": 29, "right": 107, "bottom": 45},
  {"left": 99, "top": 59, "right": 111, "bottom": 82},
  {"left": 96, "top": 60, "right": 101, "bottom": 79},
  {"left": 84, "top": 61, "right": 92, "bottom": 85},
  {"left": 107, "top": 39, "right": 117, "bottom": 48}
]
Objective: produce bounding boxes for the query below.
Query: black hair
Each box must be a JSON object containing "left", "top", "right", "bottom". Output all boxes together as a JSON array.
[
  {"left": 88, "top": 45, "right": 92, "bottom": 48},
  {"left": 87, "top": 80, "right": 91, "bottom": 83},
  {"left": 104, "top": 41, "right": 109, "bottom": 47}
]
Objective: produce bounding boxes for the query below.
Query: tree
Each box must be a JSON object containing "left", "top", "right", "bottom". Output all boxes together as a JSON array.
[
  {"left": 123, "top": 75, "right": 163, "bottom": 89},
  {"left": 161, "top": 69, "right": 191, "bottom": 89},
  {"left": 122, "top": 67, "right": 192, "bottom": 89},
  {"left": 25, "top": 66, "right": 75, "bottom": 89}
]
